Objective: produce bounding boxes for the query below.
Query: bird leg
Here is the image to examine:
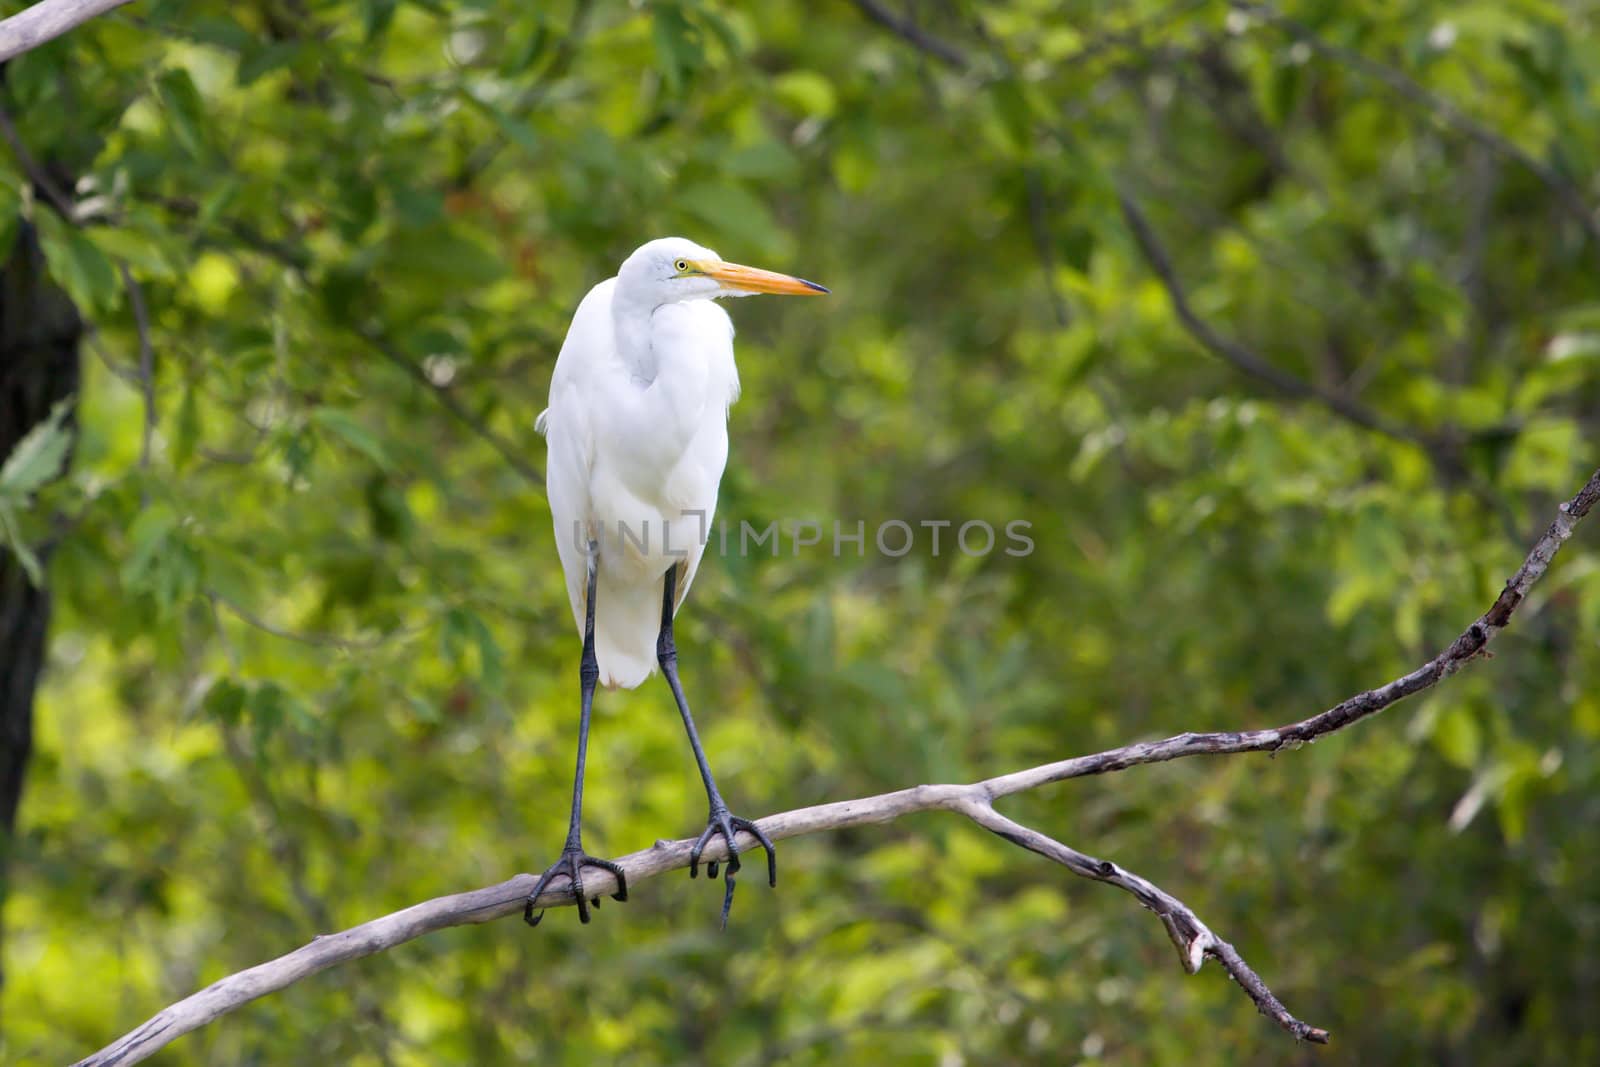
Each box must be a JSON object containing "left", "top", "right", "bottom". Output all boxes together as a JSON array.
[
  {"left": 657, "top": 565, "right": 777, "bottom": 928},
  {"left": 525, "top": 540, "right": 628, "bottom": 926}
]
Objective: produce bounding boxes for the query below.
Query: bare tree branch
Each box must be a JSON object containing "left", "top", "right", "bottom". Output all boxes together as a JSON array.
[
  {"left": 0, "top": 103, "right": 77, "bottom": 221},
  {"left": 850, "top": 0, "right": 969, "bottom": 70},
  {"left": 0, "top": 0, "right": 131, "bottom": 64},
  {"left": 207, "top": 590, "right": 401, "bottom": 653},
  {"left": 76, "top": 466, "right": 1600, "bottom": 1065},
  {"left": 951, "top": 798, "right": 1325, "bottom": 1042},
  {"left": 76, "top": 779, "right": 1325, "bottom": 1067}
]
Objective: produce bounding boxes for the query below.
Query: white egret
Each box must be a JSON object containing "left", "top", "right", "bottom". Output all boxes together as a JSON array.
[{"left": 526, "top": 237, "right": 828, "bottom": 927}]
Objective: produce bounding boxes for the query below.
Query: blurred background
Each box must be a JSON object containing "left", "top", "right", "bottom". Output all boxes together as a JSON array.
[{"left": 2, "top": 0, "right": 1598, "bottom": 1063}]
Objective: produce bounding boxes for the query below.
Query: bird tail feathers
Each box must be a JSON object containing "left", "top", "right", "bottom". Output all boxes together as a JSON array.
[{"left": 594, "top": 579, "right": 662, "bottom": 690}]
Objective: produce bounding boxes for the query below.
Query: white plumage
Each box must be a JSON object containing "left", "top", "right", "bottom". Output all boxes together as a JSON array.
[
  {"left": 537, "top": 237, "right": 820, "bottom": 688},
  {"left": 523, "top": 237, "right": 825, "bottom": 928}
]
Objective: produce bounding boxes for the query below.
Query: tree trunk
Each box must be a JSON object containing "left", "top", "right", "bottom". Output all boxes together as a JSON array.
[{"left": 0, "top": 217, "right": 82, "bottom": 995}]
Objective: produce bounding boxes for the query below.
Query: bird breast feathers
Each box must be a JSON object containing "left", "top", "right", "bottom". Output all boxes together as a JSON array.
[
  {"left": 537, "top": 278, "right": 740, "bottom": 438},
  {"left": 653, "top": 299, "right": 741, "bottom": 408}
]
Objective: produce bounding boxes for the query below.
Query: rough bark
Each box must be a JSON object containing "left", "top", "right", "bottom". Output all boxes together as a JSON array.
[
  {"left": 0, "top": 0, "right": 134, "bottom": 64},
  {"left": 0, "top": 217, "right": 82, "bottom": 995}
]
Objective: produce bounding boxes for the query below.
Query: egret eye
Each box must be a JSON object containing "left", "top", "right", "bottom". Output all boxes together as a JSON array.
[{"left": 675, "top": 259, "right": 689, "bottom": 273}]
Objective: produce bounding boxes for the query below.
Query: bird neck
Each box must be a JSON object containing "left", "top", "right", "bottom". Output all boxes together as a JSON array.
[{"left": 612, "top": 289, "right": 660, "bottom": 384}]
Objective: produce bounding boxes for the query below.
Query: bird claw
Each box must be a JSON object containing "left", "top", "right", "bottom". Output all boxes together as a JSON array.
[
  {"left": 523, "top": 846, "right": 628, "bottom": 927},
  {"left": 688, "top": 807, "right": 777, "bottom": 928}
]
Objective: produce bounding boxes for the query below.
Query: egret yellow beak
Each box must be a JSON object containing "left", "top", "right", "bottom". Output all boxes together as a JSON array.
[{"left": 701, "top": 260, "right": 829, "bottom": 296}]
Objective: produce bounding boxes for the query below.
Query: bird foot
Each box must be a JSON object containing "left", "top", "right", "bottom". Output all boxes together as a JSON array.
[
  {"left": 523, "top": 845, "right": 628, "bottom": 927},
  {"left": 689, "top": 805, "right": 777, "bottom": 928}
]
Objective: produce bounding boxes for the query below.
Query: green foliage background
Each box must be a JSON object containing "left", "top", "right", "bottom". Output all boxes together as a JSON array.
[{"left": 4, "top": 0, "right": 1600, "bottom": 1062}]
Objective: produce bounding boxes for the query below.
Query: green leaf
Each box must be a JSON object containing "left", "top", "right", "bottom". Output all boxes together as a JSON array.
[
  {"left": 361, "top": 0, "right": 398, "bottom": 41},
  {"left": 251, "top": 681, "right": 287, "bottom": 747},
  {"left": 990, "top": 78, "right": 1037, "bottom": 157},
  {"left": 184, "top": 16, "right": 253, "bottom": 50},
  {"left": 204, "top": 678, "right": 247, "bottom": 726},
  {"left": 380, "top": 224, "right": 506, "bottom": 288},
  {"left": 460, "top": 90, "right": 540, "bottom": 157},
  {"left": 236, "top": 41, "right": 300, "bottom": 87},
  {"left": 36, "top": 211, "right": 119, "bottom": 313},
  {"left": 721, "top": 140, "right": 800, "bottom": 181},
  {"left": 334, "top": 179, "right": 379, "bottom": 242},
  {"left": 1431, "top": 706, "right": 1481, "bottom": 769},
  {"left": 155, "top": 68, "right": 211, "bottom": 158},
  {"left": 205, "top": 549, "right": 260, "bottom": 606},
  {"left": 0, "top": 503, "right": 44, "bottom": 586},
  {"left": 406, "top": 692, "right": 441, "bottom": 725},
  {"left": 651, "top": 4, "right": 696, "bottom": 94},
  {"left": 0, "top": 398, "right": 73, "bottom": 499},
  {"left": 84, "top": 225, "right": 179, "bottom": 279},
  {"left": 501, "top": 21, "right": 549, "bottom": 74},
  {"left": 463, "top": 611, "right": 504, "bottom": 692},
  {"left": 441, "top": 608, "right": 503, "bottom": 690},
  {"left": 0, "top": 182, "right": 19, "bottom": 254},
  {"left": 772, "top": 71, "right": 836, "bottom": 118},
  {"left": 311, "top": 408, "right": 392, "bottom": 470},
  {"left": 174, "top": 381, "right": 201, "bottom": 470},
  {"left": 676, "top": 183, "right": 780, "bottom": 251},
  {"left": 122, "top": 503, "right": 179, "bottom": 585}
]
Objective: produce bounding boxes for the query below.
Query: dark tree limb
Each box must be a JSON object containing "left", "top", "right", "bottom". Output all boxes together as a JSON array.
[
  {"left": 1116, "top": 187, "right": 1431, "bottom": 447},
  {"left": 0, "top": 94, "right": 84, "bottom": 1011},
  {"left": 357, "top": 327, "right": 545, "bottom": 488},
  {"left": 850, "top": 0, "right": 969, "bottom": 70},
  {"left": 75, "top": 466, "right": 1600, "bottom": 1065}
]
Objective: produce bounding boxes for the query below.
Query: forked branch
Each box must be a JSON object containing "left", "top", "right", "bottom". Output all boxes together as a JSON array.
[{"left": 77, "top": 467, "right": 1600, "bottom": 1066}]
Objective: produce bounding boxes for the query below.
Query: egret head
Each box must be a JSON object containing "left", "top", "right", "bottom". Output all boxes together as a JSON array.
[{"left": 618, "top": 237, "right": 829, "bottom": 306}]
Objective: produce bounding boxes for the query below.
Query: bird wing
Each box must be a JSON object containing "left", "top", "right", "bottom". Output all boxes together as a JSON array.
[
  {"left": 690, "top": 298, "right": 740, "bottom": 409},
  {"left": 538, "top": 278, "right": 616, "bottom": 634},
  {"left": 538, "top": 287, "right": 739, "bottom": 684},
  {"left": 659, "top": 299, "right": 738, "bottom": 615}
]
